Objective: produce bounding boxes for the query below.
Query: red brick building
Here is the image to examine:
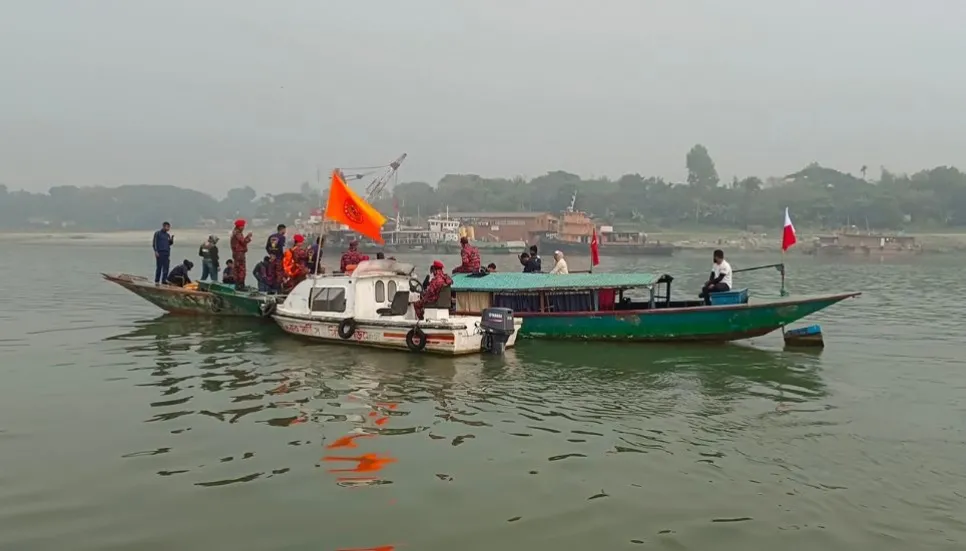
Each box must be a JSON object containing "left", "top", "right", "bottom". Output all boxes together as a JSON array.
[{"left": 449, "top": 212, "right": 558, "bottom": 242}]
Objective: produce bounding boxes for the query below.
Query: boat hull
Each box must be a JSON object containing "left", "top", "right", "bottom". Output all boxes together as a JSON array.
[
  {"left": 511, "top": 293, "right": 859, "bottom": 342},
  {"left": 272, "top": 314, "right": 522, "bottom": 355},
  {"left": 102, "top": 274, "right": 277, "bottom": 317}
]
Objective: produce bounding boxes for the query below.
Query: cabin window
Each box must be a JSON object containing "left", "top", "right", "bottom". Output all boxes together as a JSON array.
[
  {"left": 387, "top": 280, "right": 397, "bottom": 298},
  {"left": 375, "top": 280, "right": 386, "bottom": 302},
  {"left": 493, "top": 292, "right": 541, "bottom": 312},
  {"left": 310, "top": 287, "right": 347, "bottom": 313},
  {"left": 545, "top": 291, "right": 594, "bottom": 313}
]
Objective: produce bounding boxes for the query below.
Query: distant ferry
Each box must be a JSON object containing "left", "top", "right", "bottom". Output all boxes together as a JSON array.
[{"left": 807, "top": 229, "right": 922, "bottom": 256}]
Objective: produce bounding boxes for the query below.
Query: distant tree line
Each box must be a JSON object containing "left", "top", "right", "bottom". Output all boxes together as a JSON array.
[{"left": 3, "top": 144, "right": 966, "bottom": 230}]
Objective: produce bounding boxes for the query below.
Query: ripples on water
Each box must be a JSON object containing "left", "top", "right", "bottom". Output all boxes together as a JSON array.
[{"left": 0, "top": 245, "right": 964, "bottom": 550}]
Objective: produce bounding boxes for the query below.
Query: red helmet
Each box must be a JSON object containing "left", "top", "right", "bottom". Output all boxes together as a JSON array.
[
  {"left": 431, "top": 260, "right": 444, "bottom": 270},
  {"left": 293, "top": 234, "right": 305, "bottom": 244},
  {"left": 233, "top": 219, "right": 246, "bottom": 228}
]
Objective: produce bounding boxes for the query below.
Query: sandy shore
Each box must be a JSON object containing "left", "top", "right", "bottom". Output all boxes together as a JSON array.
[{"left": 2, "top": 228, "right": 965, "bottom": 252}]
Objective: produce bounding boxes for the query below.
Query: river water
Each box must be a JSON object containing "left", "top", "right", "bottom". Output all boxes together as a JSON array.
[{"left": 0, "top": 243, "right": 963, "bottom": 550}]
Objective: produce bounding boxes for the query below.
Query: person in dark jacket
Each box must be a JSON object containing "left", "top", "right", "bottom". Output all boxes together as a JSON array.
[
  {"left": 222, "top": 259, "right": 235, "bottom": 284},
  {"left": 253, "top": 256, "right": 270, "bottom": 292},
  {"left": 519, "top": 252, "right": 541, "bottom": 273},
  {"left": 166, "top": 259, "right": 193, "bottom": 287},
  {"left": 198, "top": 235, "right": 220, "bottom": 281},
  {"left": 152, "top": 221, "right": 174, "bottom": 284},
  {"left": 265, "top": 224, "right": 287, "bottom": 292}
]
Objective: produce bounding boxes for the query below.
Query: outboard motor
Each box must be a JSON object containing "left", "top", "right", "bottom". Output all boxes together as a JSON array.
[{"left": 480, "top": 307, "right": 515, "bottom": 355}]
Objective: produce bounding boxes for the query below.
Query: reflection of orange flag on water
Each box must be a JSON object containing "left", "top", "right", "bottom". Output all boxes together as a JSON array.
[{"left": 325, "top": 170, "right": 387, "bottom": 244}]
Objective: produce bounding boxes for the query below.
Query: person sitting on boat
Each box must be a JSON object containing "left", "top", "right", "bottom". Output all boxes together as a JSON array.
[
  {"left": 519, "top": 252, "right": 541, "bottom": 273},
  {"left": 166, "top": 259, "right": 194, "bottom": 287},
  {"left": 230, "top": 219, "right": 253, "bottom": 290},
  {"left": 452, "top": 237, "right": 481, "bottom": 274},
  {"left": 283, "top": 234, "right": 309, "bottom": 288},
  {"left": 487, "top": 262, "right": 497, "bottom": 273},
  {"left": 253, "top": 256, "right": 270, "bottom": 292},
  {"left": 415, "top": 260, "right": 453, "bottom": 320},
  {"left": 340, "top": 240, "right": 365, "bottom": 273},
  {"left": 549, "top": 250, "right": 569, "bottom": 274},
  {"left": 265, "top": 223, "right": 287, "bottom": 293},
  {"left": 198, "top": 235, "right": 220, "bottom": 281},
  {"left": 699, "top": 249, "right": 732, "bottom": 305},
  {"left": 222, "top": 259, "right": 235, "bottom": 284}
]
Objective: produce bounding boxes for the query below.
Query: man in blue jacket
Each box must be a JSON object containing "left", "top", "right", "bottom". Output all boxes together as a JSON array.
[{"left": 153, "top": 221, "right": 174, "bottom": 284}]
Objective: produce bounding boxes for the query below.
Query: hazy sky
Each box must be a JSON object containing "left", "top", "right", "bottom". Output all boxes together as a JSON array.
[{"left": 2, "top": 0, "right": 964, "bottom": 196}]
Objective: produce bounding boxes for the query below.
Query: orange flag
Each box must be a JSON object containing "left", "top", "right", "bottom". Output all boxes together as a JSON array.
[{"left": 325, "top": 170, "right": 387, "bottom": 244}]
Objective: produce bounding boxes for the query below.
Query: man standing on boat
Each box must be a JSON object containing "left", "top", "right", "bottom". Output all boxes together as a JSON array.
[
  {"left": 253, "top": 256, "right": 270, "bottom": 292},
  {"left": 699, "top": 249, "right": 732, "bottom": 304},
  {"left": 340, "top": 240, "right": 365, "bottom": 272},
  {"left": 306, "top": 236, "right": 324, "bottom": 274},
  {"left": 452, "top": 237, "right": 481, "bottom": 273},
  {"left": 415, "top": 260, "right": 453, "bottom": 320},
  {"left": 198, "top": 235, "right": 219, "bottom": 281},
  {"left": 282, "top": 234, "right": 310, "bottom": 288},
  {"left": 152, "top": 221, "right": 174, "bottom": 285},
  {"left": 528, "top": 245, "right": 542, "bottom": 271},
  {"left": 519, "top": 251, "right": 541, "bottom": 273},
  {"left": 230, "top": 219, "right": 253, "bottom": 290},
  {"left": 265, "top": 224, "right": 287, "bottom": 293}
]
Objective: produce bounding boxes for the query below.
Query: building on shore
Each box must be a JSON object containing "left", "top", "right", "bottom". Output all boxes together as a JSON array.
[{"left": 447, "top": 212, "right": 558, "bottom": 242}]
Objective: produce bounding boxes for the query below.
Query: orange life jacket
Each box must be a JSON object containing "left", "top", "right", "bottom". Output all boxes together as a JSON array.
[{"left": 283, "top": 249, "right": 297, "bottom": 277}]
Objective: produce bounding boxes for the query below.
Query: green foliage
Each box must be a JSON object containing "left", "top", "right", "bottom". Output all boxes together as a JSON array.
[
  {"left": 6, "top": 146, "right": 966, "bottom": 231},
  {"left": 686, "top": 144, "right": 719, "bottom": 190}
]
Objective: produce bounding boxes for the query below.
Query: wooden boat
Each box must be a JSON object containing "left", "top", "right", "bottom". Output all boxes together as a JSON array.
[
  {"left": 449, "top": 272, "right": 859, "bottom": 343},
  {"left": 102, "top": 273, "right": 280, "bottom": 317},
  {"left": 272, "top": 259, "right": 523, "bottom": 355}
]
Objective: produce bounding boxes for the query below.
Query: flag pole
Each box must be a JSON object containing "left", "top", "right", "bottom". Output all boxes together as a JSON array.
[
  {"left": 780, "top": 249, "right": 787, "bottom": 297},
  {"left": 313, "top": 167, "right": 325, "bottom": 278}
]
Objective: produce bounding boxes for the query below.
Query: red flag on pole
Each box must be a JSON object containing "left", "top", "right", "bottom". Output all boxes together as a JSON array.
[
  {"left": 590, "top": 227, "right": 600, "bottom": 266},
  {"left": 782, "top": 207, "right": 797, "bottom": 251}
]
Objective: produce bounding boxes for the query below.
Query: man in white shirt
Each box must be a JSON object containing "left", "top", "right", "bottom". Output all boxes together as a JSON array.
[
  {"left": 549, "top": 250, "right": 569, "bottom": 274},
  {"left": 699, "top": 249, "right": 732, "bottom": 304}
]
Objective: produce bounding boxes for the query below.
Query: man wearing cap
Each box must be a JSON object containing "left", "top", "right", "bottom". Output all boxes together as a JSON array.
[
  {"left": 230, "top": 219, "right": 253, "bottom": 290},
  {"left": 152, "top": 221, "right": 174, "bottom": 285},
  {"left": 282, "top": 234, "right": 309, "bottom": 288},
  {"left": 265, "top": 223, "right": 287, "bottom": 293},
  {"left": 549, "top": 250, "right": 569, "bottom": 274},
  {"left": 340, "top": 240, "right": 365, "bottom": 273},
  {"left": 414, "top": 260, "right": 453, "bottom": 320},
  {"left": 452, "top": 236, "right": 481, "bottom": 274},
  {"left": 306, "top": 236, "right": 325, "bottom": 274},
  {"left": 165, "top": 259, "right": 194, "bottom": 287}
]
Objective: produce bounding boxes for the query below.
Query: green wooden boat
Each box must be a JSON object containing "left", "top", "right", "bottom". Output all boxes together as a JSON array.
[
  {"left": 450, "top": 272, "right": 859, "bottom": 343},
  {"left": 102, "top": 273, "right": 280, "bottom": 317}
]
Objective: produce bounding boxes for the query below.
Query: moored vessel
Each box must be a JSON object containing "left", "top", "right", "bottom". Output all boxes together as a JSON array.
[
  {"left": 272, "top": 259, "right": 523, "bottom": 355},
  {"left": 102, "top": 273, "right": 280, "bottom": 317},
  {"left": 450, "top": 271, "right": 858, "bottom": 343}
]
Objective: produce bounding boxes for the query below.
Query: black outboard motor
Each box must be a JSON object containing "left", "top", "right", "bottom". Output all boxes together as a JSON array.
[{"left": 480, "top": 307, "right": 515, "bottom": 355}]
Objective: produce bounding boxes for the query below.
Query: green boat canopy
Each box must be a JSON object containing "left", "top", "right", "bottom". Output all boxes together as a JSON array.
[{"left": 450, "top": 272, "right": 663, "bottom": 292}]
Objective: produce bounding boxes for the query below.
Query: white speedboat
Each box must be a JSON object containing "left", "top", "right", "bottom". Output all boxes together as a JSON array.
[{"left": 272, "top": 259, "right": 522, "bottom": 355}]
